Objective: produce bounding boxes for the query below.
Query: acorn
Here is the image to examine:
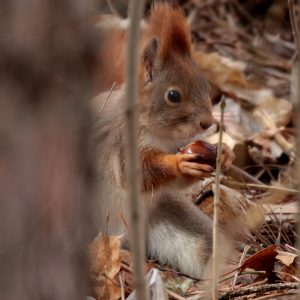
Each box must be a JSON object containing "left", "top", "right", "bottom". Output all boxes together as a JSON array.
[{"left": 180, "top": 140, "right": 217, "bottom": 167}]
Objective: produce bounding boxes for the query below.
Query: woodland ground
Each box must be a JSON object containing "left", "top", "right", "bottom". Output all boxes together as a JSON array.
[{"left": 89, "top": 1, "right": 300, "bottom": 299}]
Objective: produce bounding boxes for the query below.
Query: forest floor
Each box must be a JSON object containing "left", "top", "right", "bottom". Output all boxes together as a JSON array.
[{"left": 89, "top": 1, "right": 299, "bottom": 299}]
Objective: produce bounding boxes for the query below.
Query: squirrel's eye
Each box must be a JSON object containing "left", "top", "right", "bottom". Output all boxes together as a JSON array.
[{"left": 165, "top": 88, "right": 182, "bottom": 106}]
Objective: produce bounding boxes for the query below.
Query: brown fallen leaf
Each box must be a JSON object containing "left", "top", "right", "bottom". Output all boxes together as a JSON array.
[
  {"left": 274, "top": 260, "right": 298, "bottom": 282},
  {"left": 240, "top": 244, "right": 278, "bottom": 281},
  {"left": 193, "top": 51, "right": 250, "bottom": 91},
  {"left": 88, "top": 233, "right": 122, "bottom": 300}
]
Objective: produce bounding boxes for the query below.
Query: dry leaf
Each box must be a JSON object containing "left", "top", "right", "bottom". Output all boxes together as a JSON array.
[
  {"left": 274, "top": 251, "right": 298, "bottom": 283},
  {"left": 276, "top": 251, "right": 298, "bottom": 267},
  {"left": 255, "top": 99, "right": 292, "bottom": 128},
  {"left": 193, "top": 51, "right": 249, "bottom": 90},
  {"left": 194, "top": 50, "right": 294, "bottom": 165},
  {"left": 240, "top": 244, "right": 278, "bottom": 281},
  {"left": 248, "top": 133, "right": 284, "bottom": 163},
  {"left": 88, "top": 234, "right": 121, "bottom": 300},
  {"left": 274, "top": 260, "right": 298, "bottom": 282}
]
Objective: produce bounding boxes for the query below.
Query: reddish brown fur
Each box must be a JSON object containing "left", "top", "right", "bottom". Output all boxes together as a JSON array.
[
  {"left": 93, "top": 17, "right": 128, "bottom": 92},
  {"left": 116, "top": 146, "right": 180, "bottom": 192},
  {"left": 93, "top": 3, "right": 234, "bottom": 279},
  {"left": 141, "top": 149, "right": 179, "bottom": 191},
  {"left": 145, "top": 3, "right": 191, "bottom": 62},
  {"left": 95, "top": 4, "right": 192, "bottom": 91}
]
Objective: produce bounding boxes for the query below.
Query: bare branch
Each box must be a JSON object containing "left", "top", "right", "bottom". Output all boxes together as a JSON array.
[
  {"left": 125, "top": 0, "right": 147, "bottom": 299},
  {"left": 288, "top": 0, "right": 300, "bottom": 282},
  {"left": 212, "top": 96, "right": 226, "bottom": 299}
]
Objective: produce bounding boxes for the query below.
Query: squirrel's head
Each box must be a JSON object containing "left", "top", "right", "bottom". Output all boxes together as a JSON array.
[{"left": 139, "top": 4, "right": 213, "bottom": 141}]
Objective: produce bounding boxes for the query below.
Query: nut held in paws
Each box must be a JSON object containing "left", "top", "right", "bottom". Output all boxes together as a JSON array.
[{"left": 180, "top": 140, "right": 217, "bottom": 167}]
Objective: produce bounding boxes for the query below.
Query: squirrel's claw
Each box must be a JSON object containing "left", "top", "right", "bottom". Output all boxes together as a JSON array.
[
  {"left": 176, "top": 153, "right": 213, "bottom": 178},
  {"left": 219, "top": 143, "right": 235, "bottom": 171}
]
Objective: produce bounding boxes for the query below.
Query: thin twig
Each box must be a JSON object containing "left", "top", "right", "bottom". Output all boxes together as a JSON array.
[
  {"left": 125, "top": 0, "right": 147, "bottom": 299},
  {"left": 99, "top": 81, "right": 116, "bottom": 113},
  {"left": 119, "top": 272, "right": 125, "bottom": 300},
  {"left": 220, "top": 282, "right": 299, "bottom": 299},
  {"left": 253, "top": 291, "right": 298, "bottom": 300},
  {"left": 121, "top": 262, "right": 132, "bottom": 273},
  {"left": 212, "top": 96, "right": 226, "bottom": 300},
  {"left": 255, "top": 108, "right": 294, "bottom": 153},
  {"left": 229, "top": 165, "right": 263, "bottom": 185},
  {"left": 231, "top": 245, "right": 251, "bottom": 289},
  {"left": 275, "top": 271, "right": 300, "bottom": 283},
  {"left": 288, "top": 0, "right": 300, "bottom": 282},
  {"left": 269, "top": 211, "right": 293, "bottom": 246},
  {"left": 221, "top": 178, "right": 298, "bottom": 194},
  {"left": 106, "top": 0, "right": 121, "bottom": 17}
]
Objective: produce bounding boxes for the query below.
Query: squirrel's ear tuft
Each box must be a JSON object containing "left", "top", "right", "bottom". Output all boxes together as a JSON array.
[
  {"left": 142, "top": 37, "right": 159, "bottom": 82},
  {"left": 147, "top": 3, "right": 191, "bottom": 62}
]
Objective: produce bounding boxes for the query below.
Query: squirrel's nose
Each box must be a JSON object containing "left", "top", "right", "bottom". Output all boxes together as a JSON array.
[{"left": 200, "top": 119, "right": 213, "bottom": 130}]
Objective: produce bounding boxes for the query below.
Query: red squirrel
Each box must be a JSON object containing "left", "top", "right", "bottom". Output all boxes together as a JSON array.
[{"left": 91, "top": 3, "right": 234, "bottom": 279}]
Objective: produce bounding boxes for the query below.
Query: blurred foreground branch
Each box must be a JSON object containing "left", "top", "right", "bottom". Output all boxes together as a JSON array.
[
  {"left": 212, "top": 97, "right": 225, "bottom": 300},
  {"left": 288, "top": 0, "right": 300, "bottom": 281},
  {"left": 125, "top": 0, "right": 147, "bottom": 300},
  {"left": 0, "top": 1, "right": 97, "bottom": 299}
]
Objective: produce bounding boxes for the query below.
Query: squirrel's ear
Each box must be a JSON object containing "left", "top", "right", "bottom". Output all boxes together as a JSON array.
[{"left": 142, "top": 37, "right": 159, "bottom": 82}]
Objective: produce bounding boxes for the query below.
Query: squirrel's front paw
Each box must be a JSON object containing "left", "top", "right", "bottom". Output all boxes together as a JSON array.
[
  {"left": 220, "top": 143, "right": 235, "bottom": 171},
  {"left": 176, "top": 153, "right": 213, "bottom": 178}
]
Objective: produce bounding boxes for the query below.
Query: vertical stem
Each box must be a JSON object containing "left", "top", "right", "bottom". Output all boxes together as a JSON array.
[
  {"left": 125, "top": 0, "right": 147, "bottom": 300},
  {"left": 288, "top": 0, "right": 300, "bottom": 281},
  {"left": 212, "top": 96, "right": 226, "bottom": 300}
]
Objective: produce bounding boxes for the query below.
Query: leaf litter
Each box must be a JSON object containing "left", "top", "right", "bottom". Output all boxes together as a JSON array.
[{"left": 90, "top": 1, "right": 300, "bottom": 299}]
